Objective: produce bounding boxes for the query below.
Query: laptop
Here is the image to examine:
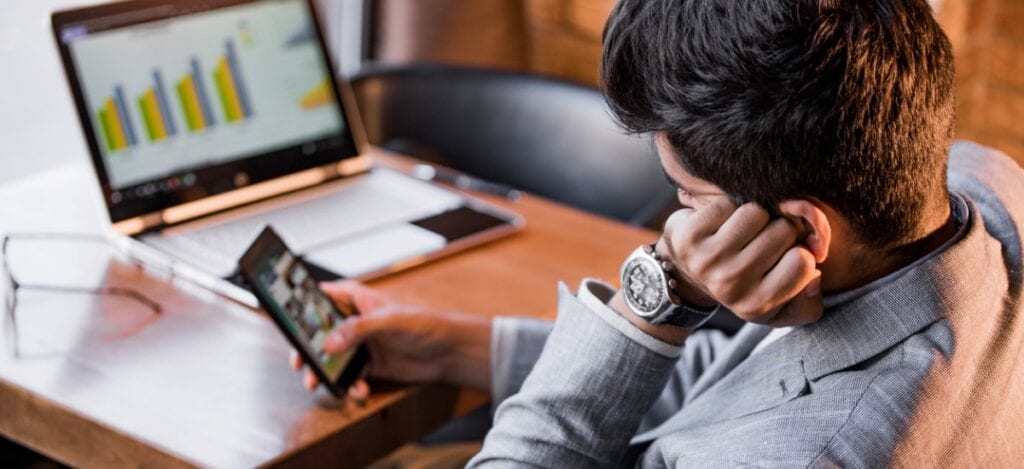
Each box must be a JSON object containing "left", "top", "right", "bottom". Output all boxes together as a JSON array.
[{"left": 51, "top": 0, "right": 523, "bottom": 305}]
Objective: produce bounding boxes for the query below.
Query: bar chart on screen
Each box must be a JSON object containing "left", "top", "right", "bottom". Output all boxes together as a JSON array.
[
  {"left": 213, "top": 40, "right": 254, "bottom": 123},
  {"left": 94, "top": 38, "right": 256, "bottom": 150},
  {"left": 67, "top": 0, "right": 345, "bottom": 189},
  {"left": 177, "top": 58, "right": 217, "bottom": 133},
  {"left": 96, "top": 86, "right": 138, "bottom": 152},
  {"left": 136, "top": 70, "right": 178, "bottom": 142}
]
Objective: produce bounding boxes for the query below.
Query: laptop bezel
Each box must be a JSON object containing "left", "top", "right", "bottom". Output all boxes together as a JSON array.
[{"left": 51, "top": 0, "right": 370, "bottom": 236}]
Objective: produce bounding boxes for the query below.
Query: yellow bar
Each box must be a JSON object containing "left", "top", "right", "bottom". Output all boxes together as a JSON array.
[
  {"left": 144, "top": 89, "right": 168, "bottom": 139},
  {"left": 218, "top": 57, "right": 244, "bottom": 122},
  {"left": 300, "top": 78, "right": 333, "bottom": 110},
  {"left": 105, "top": 98, "right": 127, "bottom": 150},
  {"left": 213, "top": 66, "right": 234, "bottom": 122},
  {"left": 98, "top": 109, "right": 116, "bottom": 151},
  {"left": 182, "top": 76, "right": 206, "bottom": 130},
  {"left": 175, "top": 80, "right": 196, "bottom": 131},
  {"left": 213, "top": 66, "right": 232, "bottom": 122},
  {"left": 138, "top": 96, "right": 157, "bottom": 141}
]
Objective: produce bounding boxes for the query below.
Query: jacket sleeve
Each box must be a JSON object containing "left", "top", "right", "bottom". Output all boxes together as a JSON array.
[
  {"left": 470, "top": 280, "right": 689, "bottom": 468},
  {"left": 490, "top": 316, "right": 553, "bottom": 409},
  {"left": 489, "top": 314, "right": 732, "bottom": 435}
]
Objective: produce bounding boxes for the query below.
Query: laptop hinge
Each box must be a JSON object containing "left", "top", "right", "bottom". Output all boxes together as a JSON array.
[{"left": 112, "top": 156, "right": 373, "bottom": 236}]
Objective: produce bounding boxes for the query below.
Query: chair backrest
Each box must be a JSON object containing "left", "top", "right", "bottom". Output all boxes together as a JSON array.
[{"left": 349, "top": 64, "right": 676, "bottom": 226}]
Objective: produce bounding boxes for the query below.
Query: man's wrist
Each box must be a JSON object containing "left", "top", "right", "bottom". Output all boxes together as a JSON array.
[
  {"left": 653, "top": 240, "right": 718, "bottom": 309},
  {"left": 609, "top": 291, "right": 689, "bottom": 346},
  {"left": 440, "top": 312, "right": 492, "bottom": 391}
]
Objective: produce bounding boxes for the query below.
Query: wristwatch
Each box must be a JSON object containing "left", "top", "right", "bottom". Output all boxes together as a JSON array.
[{"left": 619, "top": 244, "right": 716, "bottom": 330}]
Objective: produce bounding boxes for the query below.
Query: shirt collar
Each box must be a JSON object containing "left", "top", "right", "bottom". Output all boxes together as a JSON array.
[
  {"left": 776, "top": 193, "right": 987, "bottom": 380},
  {"left": 822, "top": 193, "right": 971, "bottom": 310}
]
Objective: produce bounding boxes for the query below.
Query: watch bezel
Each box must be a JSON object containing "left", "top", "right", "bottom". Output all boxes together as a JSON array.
[
  {"left": 621, "top": 250, "right": 670, "bottom": 318},
  {"left": 620, "top": 244, "right": 716, "bottom": 331}
]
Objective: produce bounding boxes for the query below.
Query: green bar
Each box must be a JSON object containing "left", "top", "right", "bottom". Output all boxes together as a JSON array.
[
  {"left": 98, "top": 109, "right": 116, "bottom": 152},
  {"left": 176, "top": 80, "right": 198, "bottom": 131},
  {"left": 138, "top": 97, "right": 157, "bottom": 141},
  {"left": 213, "top": 67, "right": 235, "bottom": 122}
]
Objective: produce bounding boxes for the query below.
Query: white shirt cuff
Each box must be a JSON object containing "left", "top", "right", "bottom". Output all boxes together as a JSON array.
[
  {"left": 490, "top": 316, "right": 518, "bottom": 405},
  {"left": 576, "top": 278, "right": 683, "bottom": 358}
]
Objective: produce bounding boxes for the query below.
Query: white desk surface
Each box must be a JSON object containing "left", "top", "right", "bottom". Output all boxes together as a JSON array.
[{"left": 0, "top": 162, "right": 454, "bottom": 467}]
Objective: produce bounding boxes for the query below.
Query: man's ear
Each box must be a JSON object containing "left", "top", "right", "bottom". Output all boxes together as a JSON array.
[{"left": 777, "top": 200, "right": 831, "bottom": 264}]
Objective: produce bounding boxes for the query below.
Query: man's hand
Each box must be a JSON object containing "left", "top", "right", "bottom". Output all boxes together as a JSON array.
[
  {"left": 289, "top": 281, "right": 491, "bottom": 400},
  {"left": 659, "top": 199, "right": 824, "bottom": 327}
]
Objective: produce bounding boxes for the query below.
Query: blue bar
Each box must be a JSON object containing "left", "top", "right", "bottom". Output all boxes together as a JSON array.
[
  {"left": 152, "top": 69, "right": 177, "bottom": 136},
  {"left": 225, "top": 39, "right": 253, "bottom": 118},
  {"left": 113, "top": 85, "right": 137, "bottom": 146},
  {"left": 190, "top": 57, "right": 216, "bottom": 126}
]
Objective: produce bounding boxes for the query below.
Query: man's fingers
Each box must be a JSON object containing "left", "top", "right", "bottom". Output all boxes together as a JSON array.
[
  {"left": 656, "top": 195, "right": 826, "bottom": 328},
  {"left": 289, "top": 350, "right": 303, "bottom": 371},
  {"left": 323, "top": 322, "right": 356, "bottom": 355},
  {"left": 348, "top": 379, "right": 370, "bottom": 403},
  {"left": 765, "top": 274, "right": 824, "bottom": 327},
  {"left": 736, "top": 218, "right": 800, "bottom": 276},
  {"left": 319, "top": 280, "right": 362, "bottom": 304},
  {"left": 303, "top": 370, "right": 319, "bottom": 392},
  {"left": 323, "top": 315, "right": 389, "bottom": 354},
  {"left": 740, "top": 247, "right": 818, "bottom": 323},
  {"left": 713, "top": 203, "right": 771, "bottom": 252},
  {"left": 661, "top": 208, "right": 695, "bottom": 235},
  {"left": 663, "top": 198, "right": 736, "bottom": 247},
  {"left": 687, "top": 198, "right": 737, "bottom": 238},
  {"left": 320, "top": 280, "right": 390, "bottom": 314}
]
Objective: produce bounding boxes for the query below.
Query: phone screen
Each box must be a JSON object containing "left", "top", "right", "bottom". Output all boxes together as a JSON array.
[{"left": 241, "top": 229, "right": 360, "bottom": 384}]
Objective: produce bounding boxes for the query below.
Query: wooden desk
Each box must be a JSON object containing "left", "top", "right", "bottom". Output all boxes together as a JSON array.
[{"left": 0, "top": 152, "right": 654, "bottom": 467}]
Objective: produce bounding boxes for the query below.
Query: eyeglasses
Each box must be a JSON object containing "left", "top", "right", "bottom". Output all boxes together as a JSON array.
[{"left": 2, "top": 233, "right": 162, "bottom": 358}]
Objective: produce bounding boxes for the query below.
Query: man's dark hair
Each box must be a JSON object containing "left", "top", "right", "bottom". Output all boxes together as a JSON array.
[{"left": 602, "top": 0, "right": 955, "bottom": 249}]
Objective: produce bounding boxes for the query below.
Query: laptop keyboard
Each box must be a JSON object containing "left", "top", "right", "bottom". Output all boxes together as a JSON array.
[{"left": 143, "top": 169, "right": 464, "bottom": 277}]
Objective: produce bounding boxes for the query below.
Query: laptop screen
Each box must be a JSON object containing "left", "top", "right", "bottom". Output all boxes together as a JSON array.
[{"left": 53, "top": 0, "right": 361, "bottom": 224}]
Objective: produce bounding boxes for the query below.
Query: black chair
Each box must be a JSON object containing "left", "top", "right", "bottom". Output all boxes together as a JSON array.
[
  {"left": 349, "top": 63, "right": 676, "bottom": 227},
  {"left": 350, "top": 63, "right": 744, "bottom": 335}
]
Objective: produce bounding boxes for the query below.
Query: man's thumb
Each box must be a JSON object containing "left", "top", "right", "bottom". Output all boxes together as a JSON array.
[{"left": 324, "top": 318, "right": 369, "bottom": 354}]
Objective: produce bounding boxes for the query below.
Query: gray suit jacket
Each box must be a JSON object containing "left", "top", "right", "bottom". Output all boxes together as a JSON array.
[{"left": 468, "top": 142, "right": 1024, "bottom": 468}]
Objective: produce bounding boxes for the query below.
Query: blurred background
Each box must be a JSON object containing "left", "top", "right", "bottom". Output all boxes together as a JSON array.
[
  {"left": 361, "top": 0, "right": 1024, "bottom": 164},
  {"left": 2, "top": 0, "right": 1022, "bottom": 183}
]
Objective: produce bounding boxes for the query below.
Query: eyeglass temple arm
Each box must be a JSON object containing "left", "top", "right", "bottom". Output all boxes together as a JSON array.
[{"left": 15, "top": 284, "right": 162, "bottom": 314}]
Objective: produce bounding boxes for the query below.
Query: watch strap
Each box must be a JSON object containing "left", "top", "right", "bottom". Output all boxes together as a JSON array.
[
  {"left": 645, "top": 244, "right": 717, "bottom": 331},
  {"left": 653, "top": 303, "right": 717, "bottom": 330}
]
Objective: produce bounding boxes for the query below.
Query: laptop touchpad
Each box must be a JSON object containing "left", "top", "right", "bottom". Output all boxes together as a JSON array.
[{"left": 304, "top": 224, "right": 446, "bottom": 278}]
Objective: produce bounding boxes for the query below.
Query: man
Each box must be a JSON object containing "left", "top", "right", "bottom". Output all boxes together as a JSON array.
[{"left": 294, "top": 0, "right": 1024, "bottom": 466}]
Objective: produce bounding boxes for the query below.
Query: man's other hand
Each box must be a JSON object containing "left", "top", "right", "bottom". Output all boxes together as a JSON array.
[
  {"left": 288, "top": 281, "right": 492, "bottom": 401},
  {"left": 659, "top": 199, "right": 824, "bottom": 327}
]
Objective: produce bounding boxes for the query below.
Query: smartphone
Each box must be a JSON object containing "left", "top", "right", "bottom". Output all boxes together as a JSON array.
[{"left": 239, "top": 227, "right": 369, "bottom": 396}]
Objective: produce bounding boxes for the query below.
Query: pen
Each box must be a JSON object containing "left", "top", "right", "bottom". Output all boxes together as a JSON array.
[{"left": 412, "top": 164, "right": 523, "bottom": 202}]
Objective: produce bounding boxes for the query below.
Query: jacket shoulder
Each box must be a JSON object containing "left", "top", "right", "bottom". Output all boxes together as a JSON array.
[{"left": 645, "top": 321, "right": 951, "bottom": 468}]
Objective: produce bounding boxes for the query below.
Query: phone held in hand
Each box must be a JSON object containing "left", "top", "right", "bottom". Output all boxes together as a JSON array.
[{"left": 239, "top": 227, "right": 369, "bottom": 397}]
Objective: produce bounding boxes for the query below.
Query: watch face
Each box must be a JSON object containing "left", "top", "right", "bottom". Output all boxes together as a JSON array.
[{"left": 624, "top": 258, "right": 664, "bottom": 316}]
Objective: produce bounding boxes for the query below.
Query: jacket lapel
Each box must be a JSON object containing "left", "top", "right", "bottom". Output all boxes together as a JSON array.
[
  {"left": 632, "top": 326, "right": 807, "bottom": 444},
  {"left": 797, "top": 194, "right": 979, "bottom": 380},
  {"left": 683, "top": 324, "right": 772, "bottom": 403}
]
